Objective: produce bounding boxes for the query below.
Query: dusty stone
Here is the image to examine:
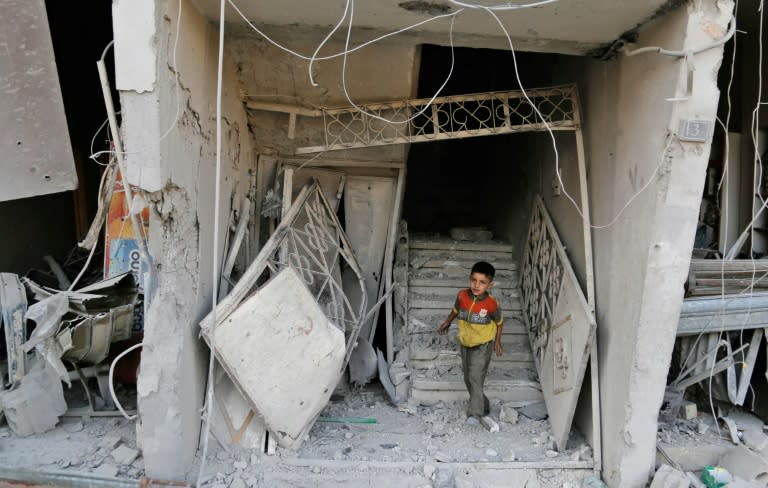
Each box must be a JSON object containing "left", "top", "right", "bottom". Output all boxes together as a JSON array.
[
  {"left": 111, "top": 445, "right": 139, "bottom": 465},
  {"left": 499, "top": 404, "right": 519, "bottom": 424},
  {"left": 719, "top": 444, "right": 768, "bottom": 484},
  {"left": 742, "top": 428, "right": 768, "bottom": 453},
  {"left": 230, "top": 477, "right": 246, "bottom": 488},
  {"left": 64, "top": 421, "right": 84, "bottom": 433},
  {"left": 433, "top": 466, "right": 456, "bottom": 488},
  {"left": 485, "top": 448, "right": 498, "bottom": 457},
  {"left": 100, "top": 435, "right": 122, "bottom": 450},
  {"left": 92, "top": 463, "right": 119, "bottom": 478},
  {"left": 503, "top": 449, "right": 516, "bottom": 461},
  {"left": 233, "top": 460, "right": 247, "bottom": 470},
  {"left": 480, "top": 416, "right": 499, "bottom": 433},
  {"left": 545, "top": 450, "right": 559, "bottom": 458},
  {"left": 434, "top": 451, "right": 452, "bottom": 463},
  {"left": 250, "top": 454, "right": 260, "bottom": 465},
  {"left": 332, "top": 450, "right": 344, "bottom": 460},
  {"left": 649, "top": 464, "right": 688, "bottom": 488},
  {"left": 424, "top": 464, "right": 436, "bottom": 479},
  {"left": 344, "top": 432, "right": 353, "bottom": 439},
  {"left": 216, "top": 451, "right": 230, "bottom": 461}
]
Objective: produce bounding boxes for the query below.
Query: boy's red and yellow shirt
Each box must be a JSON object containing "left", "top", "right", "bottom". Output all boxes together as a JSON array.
[{"left": 451, "top": 289, "right": 503, "bottom": 347}]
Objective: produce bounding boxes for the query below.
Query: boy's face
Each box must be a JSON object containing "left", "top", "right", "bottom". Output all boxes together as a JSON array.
[{"left": 469, "top": 272, "right": 493, "bottom": 296}]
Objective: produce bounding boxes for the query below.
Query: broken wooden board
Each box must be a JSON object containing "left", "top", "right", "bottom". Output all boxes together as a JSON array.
[
  {"left": 212, "top": 268, "right": 345, "bottom": 449},
  {"left": 0, "top": 273, "right": 28, "bottom": 385},
  {"left": 520, "top": 196, "right": 596, "bottom": 450},
  {"left": 209, "top": 364, "right": 267, "bottom": 451}
]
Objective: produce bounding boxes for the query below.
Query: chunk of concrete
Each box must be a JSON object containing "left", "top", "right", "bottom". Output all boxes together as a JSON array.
[
  {"left": 0, "top": 360, "right": 66, "bottom": 436},
  {"left": 433, "top": 466, "right": 456, "bottom": 488},
  {"left": 719, "top": 444, "right": 768, "bottom": 484},
  {"left": 518, "top": 402, "right": 548, "bottom": 420},
  {"left": 499, "top": 404, "right": 519, "bottom": 424},
  {"left": 110, "top": 445, "right": 139, "bottom": 465},
  {"left": 649, "top": 464, "right": 688, "bottom": 488},
  {"left": 742, "top": 428, "right": 768, "bottom": 453}
]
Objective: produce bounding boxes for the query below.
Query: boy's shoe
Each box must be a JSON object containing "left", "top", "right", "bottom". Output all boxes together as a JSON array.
[
  {"left": 465, "top": 415, "right": 480, "bottom": 426},
  {"left": 480, "top": 415, "right": 500, "bottom": 433}
]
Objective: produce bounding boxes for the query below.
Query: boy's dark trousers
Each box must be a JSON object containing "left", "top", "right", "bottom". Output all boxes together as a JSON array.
[{"left": 460, "top": 341, "right": 493, "bottom": 418}]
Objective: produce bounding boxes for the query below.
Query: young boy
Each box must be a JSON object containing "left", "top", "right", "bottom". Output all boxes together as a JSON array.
[{"left": 437, "top": 261, "right": 504, "bottom": 425}]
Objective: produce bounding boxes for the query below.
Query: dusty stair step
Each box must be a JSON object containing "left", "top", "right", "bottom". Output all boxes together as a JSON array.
[
  {"left": 409, "top": 295, "right": 522, "bottom": 311},
  {"left": 409, "top": 286, "right": 519, "bottom": 300},
  {"left": 410, "top": 257, "right": 518, "bottom": 271},
  {"left": 409, "top": 336, "right": 534, "bottom": 365},
  {"left": 407, "top": 315, "right": 527, "bottom": 335},
  {"left": 410, "top": 248, "right": 515, "bottom": 262},
  {"left": 409, "top": 266, "right": 519, "bottom": 282},
  {"left": 409, "top": 276, "right": 520, "bottom": 290},
  {"left": 408, "top": 307, "right": 525, "bottom": 323},
  {"left": 410, "top": 375, "right": 543, "bottom": 403},
  {"left": 410, "top": 234, "right": 515, "bottom": 253},
  {"left": 409, "top": 361, "right": 539, "bottom": 382}
]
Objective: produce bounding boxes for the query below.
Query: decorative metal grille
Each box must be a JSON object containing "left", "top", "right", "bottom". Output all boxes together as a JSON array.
[
  {"left": 201, "top": 182, "right": 367, "bottom": 371},
  {"left": 521, "top": 196, "right": 565, "bottom": 369},
  {"left": 295, "top": 84, "right": 578, "bottom": 154},
  {"left": 270, "top": 187, "right": 364, "bottom": 340}
]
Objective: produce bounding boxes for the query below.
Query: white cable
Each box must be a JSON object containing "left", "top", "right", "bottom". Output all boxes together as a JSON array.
[
  {"left": 339, "top": 0, "right": 458, "bottom": 125},
  {"left": 623, "top": 15, "right": 736, "bottom": 57},
  {"left": 109, "top": 342, "right": 143, "bottom": 420},
  {"left": 88, "top": 0, "right": 184, "bottom": 162},
  {"left": 227, "top": 0, "right": 462, "bottom": 62},
  {"left": 197, "top": 0, "right": 226, "bottom": 484},
  {"left": 448, "top": 0, "right": 560, "bottom": 10},
  {"left": 308, "top": 0, "right": 350, "bottom": 87}
]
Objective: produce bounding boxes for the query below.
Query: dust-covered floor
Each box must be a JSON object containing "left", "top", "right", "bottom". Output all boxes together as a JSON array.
[{"left": 0, "top": 384, "right": 597, "bottom": 488}]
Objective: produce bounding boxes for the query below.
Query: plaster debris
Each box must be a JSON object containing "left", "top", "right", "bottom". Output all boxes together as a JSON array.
[
  {"left": 649, "top": 464, "right": 688, "bottom": 488},
  {"left": 500, "top": 403, "right": 519, "bottom": 424},
  {"left": 0, "top": 360, "right": 67, "bottom": 436},
  {"left": 101, "top": 434, "right": 123, "bottom": 450},
  {"left": 92, "top": 463, "right": 119, "bottom": 478},
  {"left": 110, "top": 445, "right": 139, "bottom": 465}
]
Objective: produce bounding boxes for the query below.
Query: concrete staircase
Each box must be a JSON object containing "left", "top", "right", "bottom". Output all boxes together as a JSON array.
[{"left": 405, "top": 233, "right": 543, "bottom": 405}]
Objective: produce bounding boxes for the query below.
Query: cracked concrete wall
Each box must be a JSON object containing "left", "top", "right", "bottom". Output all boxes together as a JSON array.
[
  {"left": 575, "top": 1, "right": 732, "bottom": 486},
  {"left": 114, "top": 0, "right": 256, "bottom": 479},
  {"left": 229, "top": 35, "right": 419, "bottom": 162}
]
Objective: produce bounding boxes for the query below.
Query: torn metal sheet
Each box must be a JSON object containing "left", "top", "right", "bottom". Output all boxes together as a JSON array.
[
  {"left": 0, "top": 273, "right": 29, "bottom": 385},
  {"left": 23, "top": 293, "right": 70, "bottom": 384},
  {"left": 23, "top": 272, "right": 138, "bottom": 315},
  {"left": 56, "top": 304, "right": 133, "bottom": 365},
  {"left": 520, "top": 196, "right": 596, "bottom": 450},
  {"left": 211, "top": 268, "right": 345, "bottom": 449}
]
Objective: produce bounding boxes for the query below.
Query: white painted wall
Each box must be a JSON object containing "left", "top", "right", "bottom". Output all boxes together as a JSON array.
[
  {"left": 115, "top": 0, "right": 256, "bottom": 479},
  {"left": 576, "top": 2, "right": 732, "bottom": 485}
]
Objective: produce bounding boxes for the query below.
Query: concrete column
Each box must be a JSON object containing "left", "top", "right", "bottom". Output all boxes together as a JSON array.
[
  {"left": 581, "top": 1, "right": 733, "bottom": 486},
  {"left": 113, "top": 0, "right": 255, "bottom": 479}
]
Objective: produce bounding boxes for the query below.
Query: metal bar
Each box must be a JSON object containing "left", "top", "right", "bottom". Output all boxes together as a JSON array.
[
  {"left": 735, "top": 328, "right": 764, "bottom": 405},
  {"left": 296, "top": 123, "right": 576, "bottom": 154}
]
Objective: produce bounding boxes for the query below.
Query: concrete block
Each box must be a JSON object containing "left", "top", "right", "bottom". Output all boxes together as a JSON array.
[
  {"left": 110, "top": 445, "right": 140, "bottom": 465},
  {"left": 719, "top": 444, "right": 768, "bottom": 484},
  {"left": 649, "top": 464, "right": 688, "bottom": 488},
  {"left": 480, "top": 416, "right": 499, "bottom": 433},
  {"left": 742, "top": 428, "right": 768, "bottom": 453},
  {"left": 0, "top": 362, "right": 66, "bottom": 436},
  {"left": 679, "top": 401, "right": 697, "bottom": 420},
  {"left": 100, "top": 434, "right": 122, "bottom": 450},
  {"left": 499, "top": 404, "right": 519, "bottom": 424}
]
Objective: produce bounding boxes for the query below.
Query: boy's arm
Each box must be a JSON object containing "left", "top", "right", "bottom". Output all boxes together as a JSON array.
[
  {"left": 493, "top": 320, "right": 504, "bottom": 356},
  {"left": 437, "top": 310, "right": 458, "bottom": 335},
  {"left": 493, "top": 305, "right": 504, "bottom": 356}
]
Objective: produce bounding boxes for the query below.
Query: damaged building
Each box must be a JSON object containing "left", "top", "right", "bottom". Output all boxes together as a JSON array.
[{"left": 4, "top": 0, "right": 768, "bottom": 486}]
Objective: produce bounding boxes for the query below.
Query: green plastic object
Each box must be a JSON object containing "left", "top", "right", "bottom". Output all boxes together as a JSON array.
[
  {"left": 700, "top": 466, "right": 732, "bottom": 488},
  {"left": 317, "top": 416, "right": 377, "bottom": 424}
]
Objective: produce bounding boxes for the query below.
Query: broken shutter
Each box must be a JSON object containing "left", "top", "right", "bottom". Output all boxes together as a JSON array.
[
  {"left": 200, "top": 182, "right": 367, "bottom": 449},
  {"left": 521, "top": 196, "right": 596, "bottom": 450}
]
